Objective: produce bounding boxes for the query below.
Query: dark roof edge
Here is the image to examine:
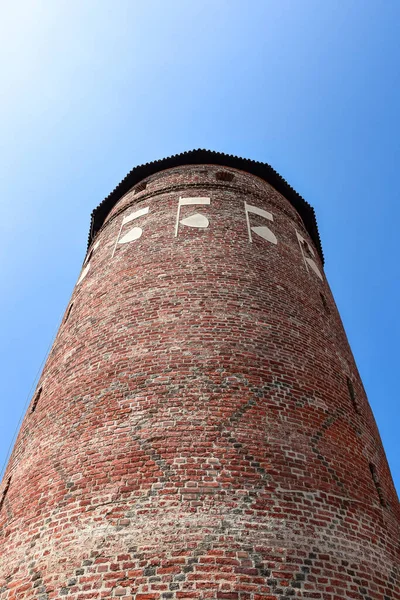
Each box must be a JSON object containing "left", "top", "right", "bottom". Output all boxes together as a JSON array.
[{"left": 88, "top": 149, "right": 324, "bottom": 263}]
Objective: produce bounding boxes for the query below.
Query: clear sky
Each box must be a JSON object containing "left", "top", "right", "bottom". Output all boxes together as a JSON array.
[{"left": 0, "top": 0, "right": 399, "bottom": 494}]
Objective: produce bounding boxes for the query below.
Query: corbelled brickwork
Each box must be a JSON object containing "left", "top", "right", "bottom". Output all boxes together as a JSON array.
[{"left": 0, "top": 157, "right": 399, "bottom": 600}]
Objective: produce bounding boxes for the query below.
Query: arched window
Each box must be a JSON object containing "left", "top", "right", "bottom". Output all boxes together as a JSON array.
[
  {"left": 0, "top": 477, "right": 11, "bottom": 512},
  {"left": 346, "top": 377, "right": 360, "bottom": 414},
  {"left": 31, "top": 386, "right": 43, "bottom": 414}
]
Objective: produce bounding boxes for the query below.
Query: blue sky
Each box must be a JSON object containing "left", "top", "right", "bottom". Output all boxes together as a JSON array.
[{"left": 0, "top": 0, "right": 399, "bottom": 493}]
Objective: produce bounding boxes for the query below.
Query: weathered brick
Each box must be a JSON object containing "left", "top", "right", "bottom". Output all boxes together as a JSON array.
[{"left": 0, "top": 155, "right": 399, "bottom": 599}]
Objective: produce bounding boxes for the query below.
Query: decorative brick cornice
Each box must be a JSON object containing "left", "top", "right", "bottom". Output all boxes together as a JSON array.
[{"left": 89, "top": 149, "right": 324, "bottom": 263}]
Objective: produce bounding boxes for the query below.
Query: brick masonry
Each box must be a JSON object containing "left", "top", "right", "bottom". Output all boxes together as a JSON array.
[{"left": 0, "top": 163, "right": 399, "bottom": 599}]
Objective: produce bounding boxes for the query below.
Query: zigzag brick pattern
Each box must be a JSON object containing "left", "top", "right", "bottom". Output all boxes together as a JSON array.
[{"left": 0, "top": 161, "right": 399, "bottom": 599}]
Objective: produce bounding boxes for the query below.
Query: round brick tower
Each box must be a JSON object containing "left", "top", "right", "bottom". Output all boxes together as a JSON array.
[{"left": 1, "top": 150, "right": 399, "bottom": 600}]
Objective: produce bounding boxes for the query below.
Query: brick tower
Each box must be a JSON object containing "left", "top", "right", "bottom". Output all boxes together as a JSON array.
[{"left": 1, "top": 150, "right": 399, "bottom": 600}]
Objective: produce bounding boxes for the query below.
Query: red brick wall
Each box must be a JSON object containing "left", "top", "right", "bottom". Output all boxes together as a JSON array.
[{"left": 1, "top": 164, "right": 399, "bottom": 599}]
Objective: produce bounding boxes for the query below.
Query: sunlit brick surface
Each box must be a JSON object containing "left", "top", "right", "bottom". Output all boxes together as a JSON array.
[{"left": 1, "top": 164, "right": 399, "bottom": 599}]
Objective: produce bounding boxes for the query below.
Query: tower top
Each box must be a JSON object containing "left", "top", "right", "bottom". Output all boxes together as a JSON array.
[{"left": 89, "top": 149, "right": 323, "bottom": 262}]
